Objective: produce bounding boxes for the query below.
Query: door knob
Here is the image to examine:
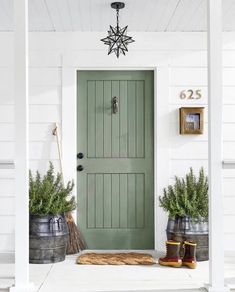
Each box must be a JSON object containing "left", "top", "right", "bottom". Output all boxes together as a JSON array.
[
  {"left": 77, "top": 152, "right": 84, "bottom": 159},
  {"left": 77, "top": 165, "right": 84, "bottom": 172}
]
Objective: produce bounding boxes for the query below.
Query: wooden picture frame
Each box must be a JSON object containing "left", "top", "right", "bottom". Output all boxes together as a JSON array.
[{"left": 180, "top": 107, "right": 204, "bottom": 135}]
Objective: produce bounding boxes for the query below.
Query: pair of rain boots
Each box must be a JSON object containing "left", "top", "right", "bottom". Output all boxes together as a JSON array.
[{"left": 158, "top": 240, "right": 197, "bottom": 269}]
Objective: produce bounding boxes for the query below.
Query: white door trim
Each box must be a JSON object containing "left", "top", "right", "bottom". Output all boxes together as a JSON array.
[{"left": 61, "top": 62, "right": 170, "bottom": 251}]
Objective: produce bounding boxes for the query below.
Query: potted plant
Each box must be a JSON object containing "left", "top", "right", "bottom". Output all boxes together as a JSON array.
[
  {"left": 29, "top": 162, "right": 76, "bottom": 264},
  {"left": 159, "top": 167, "right": 209, "bottom": 261}
]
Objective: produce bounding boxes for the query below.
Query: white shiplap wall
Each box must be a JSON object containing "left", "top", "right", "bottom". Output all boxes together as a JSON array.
[
  {"left": 0, "top": 33, "right": 62, "bottom": 253},
  {"left": 1, "top": 32, "right": 235, "bottom": 253}
]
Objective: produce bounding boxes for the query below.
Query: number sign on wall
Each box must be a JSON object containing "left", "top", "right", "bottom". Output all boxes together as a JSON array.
[{"left": 179, "top": 89, "right": 202, "bottom": 100}]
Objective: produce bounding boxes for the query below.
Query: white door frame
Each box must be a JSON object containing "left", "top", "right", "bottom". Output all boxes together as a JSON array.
[{"left": 62, "top": 64, "right": 170, "bottom": 252}]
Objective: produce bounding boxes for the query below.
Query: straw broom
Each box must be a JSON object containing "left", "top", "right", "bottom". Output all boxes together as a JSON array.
[{"left": 52, "top": 123, "right": 86, "bottom": 254}]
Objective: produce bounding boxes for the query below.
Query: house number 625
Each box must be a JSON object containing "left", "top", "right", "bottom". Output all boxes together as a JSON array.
[{"left": 179, "top": 89, "right": 202, "bottom": 100}]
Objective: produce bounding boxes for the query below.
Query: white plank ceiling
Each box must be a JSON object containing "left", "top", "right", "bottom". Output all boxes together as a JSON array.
[{"left": 0, "top": 0, "right": 235, "bottom": 32}]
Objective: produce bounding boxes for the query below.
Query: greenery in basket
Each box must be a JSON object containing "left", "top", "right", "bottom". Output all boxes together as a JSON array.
[
  {"left": 159, "top": 167, "right": 208, "bottom": 220},
  {"left": 29, "top": 162, "right": 76, "bottom": 215}
]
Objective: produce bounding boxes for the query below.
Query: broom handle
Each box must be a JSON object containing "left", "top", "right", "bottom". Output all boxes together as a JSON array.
[
  {"left": 52, "top": 126, "right": 86, "bottom": 251},
  {"left": 52, "top": 123, "right": 78, "bottom": 221},
  {"left": 52, "top": 123, "right": 64, "bottom": 185}
]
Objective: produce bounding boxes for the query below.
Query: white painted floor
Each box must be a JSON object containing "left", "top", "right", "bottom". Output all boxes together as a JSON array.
[{"left": 1, "top": 251, "right": 235, "bottom": 292}]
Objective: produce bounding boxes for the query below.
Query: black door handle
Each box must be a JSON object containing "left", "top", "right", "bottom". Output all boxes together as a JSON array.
[
  {"left": 77, "top": 165, "right": 84, "bottom": 172},
  {"left": 77, "top": 152, "right": 84, "bottom": 159}
]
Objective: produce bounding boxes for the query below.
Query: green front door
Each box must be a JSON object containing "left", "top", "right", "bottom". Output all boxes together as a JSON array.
[{"left": 77, "top": 70, "right": 154, "bottom": 249}]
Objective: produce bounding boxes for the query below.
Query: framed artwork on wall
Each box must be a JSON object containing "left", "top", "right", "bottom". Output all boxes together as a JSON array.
[{"left": 179, "top": 107, "right": 204, "bottom": 135}]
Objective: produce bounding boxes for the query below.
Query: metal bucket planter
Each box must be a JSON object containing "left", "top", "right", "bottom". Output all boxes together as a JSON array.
[
  {"left": 29, "top": 214, "right": 69, "bottom": 264},
  {"left": 166, "top": 216, "right": 209, "bottom": 261}
]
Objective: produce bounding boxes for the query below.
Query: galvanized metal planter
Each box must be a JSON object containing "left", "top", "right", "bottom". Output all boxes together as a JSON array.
[
  {"left": 166, "top": 216, "right": 209, "bottom": 261},
  {"left": 29, "top": 214, "right": 69, "bottom": 264}
]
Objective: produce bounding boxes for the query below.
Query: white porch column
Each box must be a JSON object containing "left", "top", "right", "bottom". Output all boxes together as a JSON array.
[
  {"left": 207, "top": 0, "right": 229, "bottom": 291},
  {"left": 11, "top": 0, "right": 34, "bottom": 291}
]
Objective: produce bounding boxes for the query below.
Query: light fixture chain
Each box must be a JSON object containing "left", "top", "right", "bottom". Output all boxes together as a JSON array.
[{"left": 116, "top": 8, "right": 119, "bottom": 28}]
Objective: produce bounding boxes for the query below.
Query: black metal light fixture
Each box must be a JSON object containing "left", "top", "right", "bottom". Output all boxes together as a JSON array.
[{"left": 101, "top": 2, "right": 135, "bottom": 58}]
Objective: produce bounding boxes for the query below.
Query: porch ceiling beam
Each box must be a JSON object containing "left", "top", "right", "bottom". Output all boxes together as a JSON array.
[
  {"left": 10, "top": 0, "right": 35, "bottom": 291},
  {"left": 207, "top": 0, "right": 230, "bottom": 291}
]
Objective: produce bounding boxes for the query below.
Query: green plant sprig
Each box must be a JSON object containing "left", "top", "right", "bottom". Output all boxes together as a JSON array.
[
  {"left": 29, "top": 162, "right": 76, "bottom": 215},
  {"left": 159, "top": 167, "right": 208, "bottom": 220}
]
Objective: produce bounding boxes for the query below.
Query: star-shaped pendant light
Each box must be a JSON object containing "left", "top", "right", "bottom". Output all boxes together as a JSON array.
[{"left": 101, "top": 2, "right": 135, "bottom": 58}]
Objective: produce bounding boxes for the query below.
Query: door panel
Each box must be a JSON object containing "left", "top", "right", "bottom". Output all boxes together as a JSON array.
[
  {"left": 85, "top": 173, "right": 145, "bottom": 229},
  {"left": 86, "top": 80, "right": 145, "bottom": 159},
  {"left": 77, "top": 71, "right": 154, "bottom": 249}
]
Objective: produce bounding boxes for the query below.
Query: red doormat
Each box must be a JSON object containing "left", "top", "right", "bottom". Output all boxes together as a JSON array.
[{"left": 77, "top": 252, "right": 156, "bottom": 265}]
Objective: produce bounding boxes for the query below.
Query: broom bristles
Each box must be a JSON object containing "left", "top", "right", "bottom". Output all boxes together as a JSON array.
[{"left": 66, "top": 213, "right": 87, "bottom": 254}]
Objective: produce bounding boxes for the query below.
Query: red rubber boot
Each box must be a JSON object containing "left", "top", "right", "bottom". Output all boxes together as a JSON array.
[
  {"left": 182, "top": 240, "right": 197, "bottom": 269},
  {"left": 158, "top": 240, "right": 182, "bottom": 268}
]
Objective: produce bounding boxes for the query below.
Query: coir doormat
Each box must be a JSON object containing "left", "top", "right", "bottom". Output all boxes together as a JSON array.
[{"left": 77, "top": 252, "right": 156, "bottom": 265}]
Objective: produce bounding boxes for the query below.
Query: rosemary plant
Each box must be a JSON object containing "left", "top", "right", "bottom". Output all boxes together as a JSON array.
[
  {"left": 159, "top": 167, "right": 208, "bottom": 220},
  {"left": 29, "top": 162, "right": 76, "bottom": 215}
]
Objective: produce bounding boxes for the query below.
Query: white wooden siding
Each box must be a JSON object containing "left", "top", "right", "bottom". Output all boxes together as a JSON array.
[
  {"left": 0, "top": 34, "right": 63, "bottom": 253},
  {"left": 1, "top": 32, "right": 235, "bottom": 253},
  {"left": 168, "top": 43, "right": 235, "bottom": 251}
]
